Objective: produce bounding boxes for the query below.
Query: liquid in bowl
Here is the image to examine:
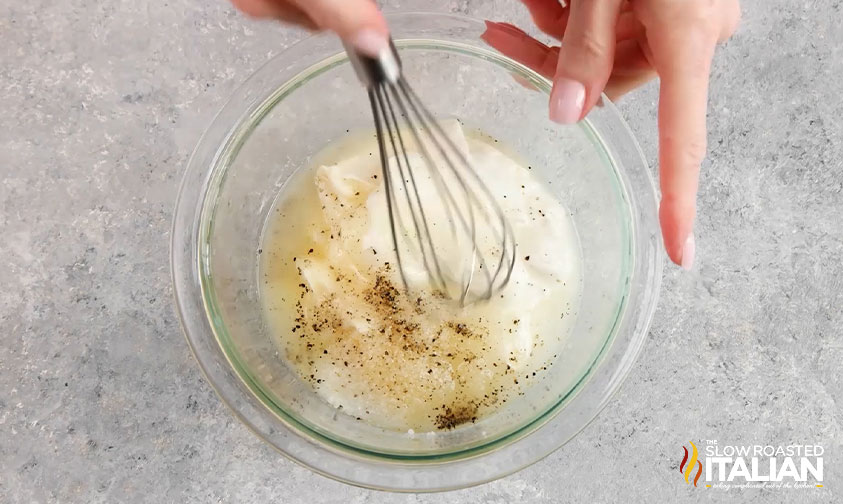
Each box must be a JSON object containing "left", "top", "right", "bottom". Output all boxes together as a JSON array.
[{"left": 260, "top": 121, "right": 583, "bottom": 433}]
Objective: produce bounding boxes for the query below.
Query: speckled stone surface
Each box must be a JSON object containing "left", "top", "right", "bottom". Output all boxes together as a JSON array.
[{"left": 1, "top": 0, "right": 841, "bottom": 502}]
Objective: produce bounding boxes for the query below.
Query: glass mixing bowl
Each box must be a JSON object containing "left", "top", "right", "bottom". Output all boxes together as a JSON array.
[{"left": 172, "top": 12, "right": 662, "bottom": 492}]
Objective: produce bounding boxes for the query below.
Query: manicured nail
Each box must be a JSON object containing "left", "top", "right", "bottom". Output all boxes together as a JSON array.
[
  {"left": 349, "top": 29, "right": 389, "bottom": 58},
  {"left": 549, "top": 78, "right": 585, "bottom": 124},
  {"left": 681, "top": 233, "right": 696, "bottom": 271}
]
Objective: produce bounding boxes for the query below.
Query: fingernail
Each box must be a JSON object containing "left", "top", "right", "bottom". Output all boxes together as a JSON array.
[
  {"left": 549, "top": 78, "right": 585, "bottom": 124},
  {"left": 349, "top": 29, "right": 389, "bottom": 58},
  {"left": 681, "top": 233, "right": 696, "bottom": 271}
]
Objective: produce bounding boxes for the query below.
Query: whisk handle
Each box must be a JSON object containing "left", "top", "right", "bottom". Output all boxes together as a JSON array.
[{"left": 343, "top": 38, "right": 402, "bottom": 88}]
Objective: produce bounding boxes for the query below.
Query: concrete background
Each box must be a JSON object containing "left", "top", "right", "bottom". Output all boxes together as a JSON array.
[{"left": 1, "top": 0, "right": 841, "bottom": 502}]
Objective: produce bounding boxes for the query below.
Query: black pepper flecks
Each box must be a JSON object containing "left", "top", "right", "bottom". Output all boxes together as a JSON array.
[{"left": 280, "top": 254, "right": 556, "bottom": 431}]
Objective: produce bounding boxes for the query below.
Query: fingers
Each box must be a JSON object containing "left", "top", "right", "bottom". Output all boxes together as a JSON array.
[
  {"left": 519, "top": 0, "right": 570, "bottom": 39},
  {"left": 603, "top": 39, "right": 656, "bottom": 100},
  {"left": 515, "top": 0, "right": 739, "bottom": 268},
  {"left": 549, "top": 0, "right": 624, "bottom": 124},
  {"left": 615, "top": 11, "right": 644, "bottom": 42},
  {"left": 231, "top": 0, "right": 388, "bottom": 56},
  {"left": 290, "top": 0, "right": 388, "bottom": 56},
  {"left": 646, "top": 23, "right": 717, "bottom": 268},
  {"left": 481, "top": 21, "right": 559, "bottom": 79},
  {"left": 230, "top": 0, "right": 282, "bottom": 18},
  {"left": 230, "top": 0, "right": 317, "bottom": 29},
  {"left": 482, "top": 17, "right": 651, "bottom": 95}
]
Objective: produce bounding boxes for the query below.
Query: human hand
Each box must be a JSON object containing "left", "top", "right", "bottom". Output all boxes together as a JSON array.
[
  {"left": 230, "top": 0, "right": 389, "bottom": 56},
  {"left": 482, "top": 0, "right": 740, "bottom": 269}
]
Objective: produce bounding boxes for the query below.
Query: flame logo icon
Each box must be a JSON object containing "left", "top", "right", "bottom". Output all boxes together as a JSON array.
[{"left": 679, "top": 441, "right": 703, "bottom": 487}]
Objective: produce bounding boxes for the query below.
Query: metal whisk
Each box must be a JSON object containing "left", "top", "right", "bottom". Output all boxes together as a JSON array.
[{"left": 344, "top": 40, "right": 517, "bottom": 305}]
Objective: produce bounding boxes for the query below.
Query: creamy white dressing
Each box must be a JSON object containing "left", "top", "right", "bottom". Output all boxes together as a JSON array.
[{"left": 260, "top": 122, "right": 582, "bottom": 431}]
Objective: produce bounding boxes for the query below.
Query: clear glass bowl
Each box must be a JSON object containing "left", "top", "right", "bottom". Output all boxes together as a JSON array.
[{"left": 172, "top": 12, "right": 662, "bottom": 492}]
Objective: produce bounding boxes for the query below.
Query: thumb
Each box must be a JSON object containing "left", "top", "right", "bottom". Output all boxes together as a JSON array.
[
  {"left": 291, "top": 0, "right": 389, "bottom": 57},
  {"left": 549, "top": 0, "right": 623, "bottom": 124}
]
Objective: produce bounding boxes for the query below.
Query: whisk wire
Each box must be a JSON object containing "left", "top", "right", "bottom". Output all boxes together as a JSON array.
[
  {"left": 392, "top": 82, "right": 486, "bottom": 302},
  {"left": 377, "top": 85, "right": 449, "bottom": 294},
  {"left": 401, "top": 81, "right": 518, "bottom": 293},
  {"left": 368, "top": 89, "right": 409, "bottom": 291},
  {"left": 387, "top": 83, "right": 462, "bottom": 245},
  {"left": 400, "top": 80, "right": 519, "bottom": 299},
  {"left": 351, "top": 41, "right": 516, "bottom": 304}
]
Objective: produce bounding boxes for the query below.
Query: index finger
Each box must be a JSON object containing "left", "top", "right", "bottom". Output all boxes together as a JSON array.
[{"left": 648, "top": 24, "right": 717, "bottom": 267}]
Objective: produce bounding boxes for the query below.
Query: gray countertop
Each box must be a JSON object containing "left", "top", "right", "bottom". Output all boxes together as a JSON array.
[{"left": 1, "top": 0, "right": 841, "bottom": 502}]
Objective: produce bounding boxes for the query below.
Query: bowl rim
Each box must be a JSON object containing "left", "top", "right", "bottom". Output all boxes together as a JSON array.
[{"left": 171, "top": 11, "right": 663, "bottom": 492}]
